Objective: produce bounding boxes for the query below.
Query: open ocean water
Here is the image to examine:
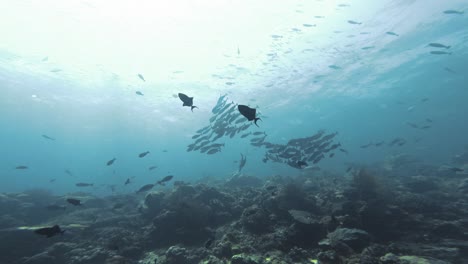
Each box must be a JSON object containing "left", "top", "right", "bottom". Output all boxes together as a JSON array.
[{"left": 1, "top": 1, "right": 468, "bottom": 264}]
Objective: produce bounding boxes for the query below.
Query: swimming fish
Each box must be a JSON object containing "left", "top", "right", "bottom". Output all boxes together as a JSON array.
[
  {"left": 124, "top": 178, "right": 131, "bottom": 185},
  {"left": 15, "top": 166, "right": 28, "bottom": 170},
  {"left": 107, "top": 158, "right": 116, "bottom": 166},
  {"left": 34, "top": 225, "right": 65, "bottom": 238},
  {"left": 157, "top": 175, "right": 174, "bottom": 185},
  {"left": 238, "top": 105, "right": 261, "bottom": 127},
  {"left": 66, "top": 198, "right": 82, "bottom": 206},
  {"left": 178, "top": 93, "right": 198, "bottom": 111},
  {"left": 297, "top": 160, "right": 308, "bottom": 169},
  {"left": 45, "top": 204, "right": 66, "bottom": 211},
  {"left": 430, "top": 51, "right": 451, "bottom": 55},
  {"left": 138, "top": 151, "right": 150, "bottom": 158},
  {"left": 136, "top": 91, "right": 144, "bottom": 96},
  {"left": 303, "top": 24, "right": 316, "bottom": 27},
  {"left": 42, "top": 134, "right": 55, "bottom": 140},
  {"left": 137, "top": 74, "right": 145, "bottom": 81},
  {"left": 348, "top": 20, "right": 362, "bottom": 25},
  {"left": 386, "top": 31, "right": 399, "bottom": 36},
  {"left": 428, "top": 43, "right": 450, "bottom": 49},
  {"left": 64, "top": 169, "right": 73, "bottom": 176},
  {"left": 75, "top": 183, "right": 93, "bottom": 187},
  {"left": 148, "top": 166, "right": 158, "bottom": 171},
  {"left": 443, "top": 10, "right": 464, "bottom": 15},
  {"left": 207, "top": 148, "right": 220, "bottom": 155},
  {"left": 136, "top": 184, "right": 154, "bottom": 193}
]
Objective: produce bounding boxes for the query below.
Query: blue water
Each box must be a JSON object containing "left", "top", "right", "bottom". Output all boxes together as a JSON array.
[{"left": 1, "top": 0, "right": 467, "bottom": 195}]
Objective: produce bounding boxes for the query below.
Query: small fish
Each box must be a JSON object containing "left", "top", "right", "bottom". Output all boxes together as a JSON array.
[
  {"left": 237, "top": 46, "right": 240, "bottom": 56},
  {"left": 443, "top": 67, "right": 457, "bottom": 74},
  {"left": 329, "top": 65, "right": 341, "bottom": 70},
  {"left": 107, "top": 158, "right": 116, "bottom": 166},
  {"left": 125, "top": 178, "right": 131, "bottom": 185},
  {"left": 178, "top": 93, "right": 198, "bottom": 112},
  {"left": 347, "top": 20, "right": 362, "bottom": 25},
  {"left": 112, "top": 203, "right": 125, "bottom": 210},
  {"left": 430, "top": 51, "right": 451, "bottom": 55},
  {"left": 136, "top": 184, "right": 155, "bottom": 193},
  {"left": 303, "top": 24, "right": 316, "bottom": 27},
  {"left": 443, "top": 10, "right": 464, "bottom": 15},
  {"left": 225, "top": 82, "right": 235, "bottom": 85},
  {"left": 137, "top": 74, "right": 146, "bottom": 81},
  {"left": 386, "top": 31, "right": 399, "bottom": 37},
  {"left": 426, "top": 118, "right": 433, "bottom": 123},
  {"left": 75, "top": 183, "right": 93, "bottom": 187},
  {"left": 15, "top": 166, "right": 28, "bottom": 170},
  {"left": 148, "top": 166, "right": 158, "bottom": 171},
  {"left": 136, "top": 91, "right": 144, "bottom": 96},
  {"left": 42, "top": 134, "right": 55, "bottom": 140},
  {"left": 339, "top": 148, "right": 348, "bottom": 154},
  {"left": 252, "top": 132, "right": 266, "bottom": 136},
  {"left": 297, "top": 161, "right": 308, "bottom": 169},
  {"left": 421, "top": 125, "right": 431, "bottom": 129},
  {"left": 448, "top": 167, "right": 464, "bottom": 172},
  {"left": 138, "top": 151, "right": 150, "bottom": 158},
  {"left": 49, "top": 179, "right": 56, "bottom": 183},
  {"left": 45, "top": 204, "right": 66, "bottom": 211},
  {"left": 329, "top": 153, "right": 335, "bottom": 158},
  {"left": 42, "top": 56, "right": 48, "bottom": 62},
  {"left": 207, "top": 148, "right": 221, "bottom": 155},
  {"left": 34, "top": 225, "right": 65, "bottom": 238},
  {"left": 428, "top": 43, "right": 450, "bottom": 49},
  {"left": 64, "top": 169, "right": 73, "bottom": 176},
  {"left": 66, "top": 198, "right": 82, "bottom": 206},
  {"left": 157, "top": 175, "right": 174, "bottom": 185},
  {"left": 240, "top": 133, "right": 251, "bottom": 138},
  {"left": 238, "top": 105, "right": 261, "bottom": 127}
]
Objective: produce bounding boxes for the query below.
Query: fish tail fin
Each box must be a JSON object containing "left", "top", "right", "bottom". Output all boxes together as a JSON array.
[
  {"left": 191, "top": 106, "right": 198, "bottom": 112},
  {"left": 254, "top": 118, "right": 262, "bottom": 127}
]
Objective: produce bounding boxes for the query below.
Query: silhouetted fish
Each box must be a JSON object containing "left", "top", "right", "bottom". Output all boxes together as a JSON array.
[
  {"left": 430, "top": 51, "right": 451, "bottom": 55},
  {"left": 34, "top": 225, "right": 65, "bottom": 238},
  {"left": 75, "top": 183, "right": 93, "bottom": 187},
  {"left": 148, "top": 166, "right": 158, "bottom": 171},
  {"left": 238, "top": 105, "right": 261, "bottom": 127},
  {"left": 348, "top": 20, "right": 362, "bottom": 25},
  {"left": 42, "top": 134, "right": 55, "bottom": 140},
  {"left": 443, "top": 10, "right": 464, "bottom": 15},
  {"left": 107, "top": 158, "right": 116, "bottom": 166},
  {"left": 428, "top": 43, "right": 450, "bottom": 49},
  {"left": 64, "top": 169, "right": 73, "bottom": 176},
  {"left": 157, "top": 175, "right": 174, "bottom": 185},
  {"left": 178, "top": 93, "right": 198, "bottom": 111},
  {"left": 205, "top": 238, "right": 214, "bottom": 249},
  {"left": 15, "top": 166, "right": 28, "bottom": 169},
  {"left": 386, "top": 31, "right": 399, "bottom": 36},
  {"left": 136, "top": 91, "right": 144, "bottom": 96},
  {"left": 125, "top": 178, "right": 131, "bottom": 185},
  {"left": 138, "top": 151, "right": 150, "bottom": 158},
  {"left": 137, "top": 74, "right": 145, "bottom": 81},
  {"left": 66, "top": 198, "right": 82, "bottom": 206},
  {"left": 136, "top": 184, "right": 154, "bottom": 193}
]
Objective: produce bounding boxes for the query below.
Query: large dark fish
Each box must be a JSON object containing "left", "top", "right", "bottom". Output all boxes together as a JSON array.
[
  {"left": 136, "top": 184, "right": 155, "bottom": 193},
  {"left": 66, "top": 198, "right": 82, "bottom": 206},
  {"left": 42, "top": 134, "right": 55, "bottom": 140},
  {"left": 107, "top": 158, "right": 116, "bottom": 166},
  {"left": 75, "top": 183, "right": 93, "bottom": 187},
  {"left": 157, "top": 175, "right": 174, "bottom": 185},
  {"left": 178, "top": 93, "right": 198, "bottom": 112},
  {"left": 428, "top": 43, "right": 450, "bottom": 49},
  {"left": 136, "top": 91, "right": 144, "bottom": 96},
  {"left": 138, "top": 151, "right": 150, "bottom": 158},
  {"left": 15, "top": 165, "right": 28, "bottom": 169},
  {"left": 34, "top": 225, "right": 65, "bottom": 238},
  {"left": 238, "top": 105, "right": 261, "bottom": 127},
  {"left": 125, "top": 178, "right": 131, "bottom": 185},
  {"left": 443, "top": 10, "right": 464, "bottom": 15}
]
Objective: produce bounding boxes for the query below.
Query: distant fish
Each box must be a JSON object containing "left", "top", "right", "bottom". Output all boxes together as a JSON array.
[
  {"left": 64, "top": 169, "right": 73, "bottom": 176},
  {"left": 297, "top": 161, "right": 308, "bottom": 169},
  {"left": 136, "top": 184, "right": 154, "bottom": 193},
  {"left": 443, "top": 67, "right": 456, "bottom": 74},
  {"left": 426, "top": 118, "right": 433, "bottom": 123},
  {"left": 238, "top": 105, "right": 261, "bottom": 127},
  {"left": 303, "top": 23, "right": 316, "bottom": 27},
  {"left": 225, "top": 82, "right": 235, "bottom": 86},
  {"left": 443, "top": 10, "right": 464, "bottom": 15},
  {"left": 136, "top": 91, "right": 144, "bottom": 96},
  {"left": 42, "top": 56, "right": 48, "bottom": 62},
  {"left": 252, "top": 132, "right": 266, "bottom": 136},
  {"left": 49, "top": 179, "right": 56, "bottom": 183},
  {"left": 42, "top": 134, "right": 55, "bottom": 140},
  {"left": 157, "top": 175, "right": 174, "bottom": 185},
  {"left": 75, "top": 183, "right": 93, "bottom": 187},
  {"left": 207, "top": 148, "right": 221, "bottom": 155},
  {"left": 315, "top": 16, "right": 325, "bottom": 18},
  {"left": 15, "top": 166, "right": 28, "bottom": 170},
  {"left": 339, "top": 148, "right": 348, "bottom": 154},
  {"left": 386, "top": 31, "right": 399, "bottom": 36},
  {"left": 124, "top": 178, "right": 131, "bottom": 185},
  {"left": 178, "top": 93, "right": 198, "bottom": 112},
  {"left": 430, "top": 51, "right": 451, "bottom": 55},
  {"left": 240, "top": 132, "right": 251, "bottom": 138},
  {"left": 329, "top": 65, "right": 341, "bottom": 70},
  {"left": 107, "top": 158, "right": 116, "bottom": 166},
  {"left": 204, "top": 238, "right": 214, "bottom": 249},
  {"left": 237, "top": 46, "right": 240, "bottom": 56},
  {"left": 66, "top": 198, "right": 82, "bottom": 206},
  {"left": 34, "top": 225, "right": 65, "bottom": 238},
  {"left": 347, "top": 20, "right": 362, "bottom": 25},
  {"left": 448, "top": 167, "right": 464, "bottom": 172},
  {"left": 148, "top": 165, "right": 158, "bottom": 171},
  {"left": 137, "top": 74, "right": 145, "bottom": 81},
  {"left": 138, "top": 151, "right": 150, "bottom": 158},
  {"left": 428, "top": 43, "right": 450, "bottom": 49}
]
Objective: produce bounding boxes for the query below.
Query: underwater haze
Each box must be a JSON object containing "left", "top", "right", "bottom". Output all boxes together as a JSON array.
[{"left": 3, "top": 1, "right": 468, "bottom": 264}]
